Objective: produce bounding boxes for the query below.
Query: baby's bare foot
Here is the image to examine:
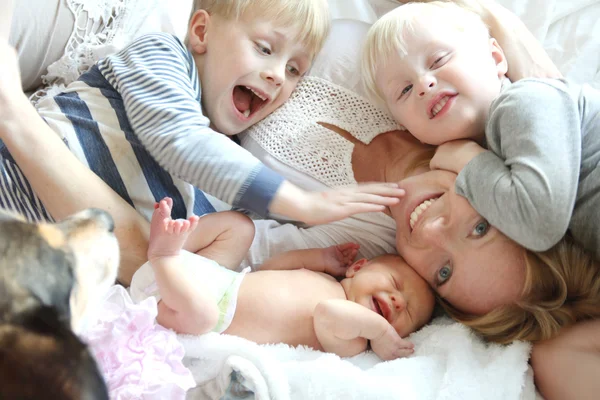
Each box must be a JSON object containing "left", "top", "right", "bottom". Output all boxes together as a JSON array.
[
  {"left": 321, "top": 242, "right": 360, "bottom": 277},
  {"left": 147, "top": 197, "right": 199, "bottom": 260}
]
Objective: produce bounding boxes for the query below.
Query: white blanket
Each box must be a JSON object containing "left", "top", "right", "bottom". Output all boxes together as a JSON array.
[{"left": 180, "top": 318, "right": 536, "bottom": 400}]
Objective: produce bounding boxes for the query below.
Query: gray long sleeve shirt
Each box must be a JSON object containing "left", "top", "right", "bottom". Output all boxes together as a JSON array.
[{"left": 456, "top": 78, "right": 600, "bottom": 259}]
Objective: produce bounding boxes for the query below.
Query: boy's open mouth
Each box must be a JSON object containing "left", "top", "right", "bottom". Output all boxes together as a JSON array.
[{"left": 233, "top": 85, "right": 268, "bottom": 119}]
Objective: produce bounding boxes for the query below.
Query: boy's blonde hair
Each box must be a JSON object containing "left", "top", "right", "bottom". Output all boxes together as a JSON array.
[
  {"left": 361, "top": 1, "right": 490, "bottom": 105},
  {"left": 440, "top": 237, "right": 600, "bottom": 344},
  {"left": 190, "top": 0, "right": 330, "bottom": 60}
]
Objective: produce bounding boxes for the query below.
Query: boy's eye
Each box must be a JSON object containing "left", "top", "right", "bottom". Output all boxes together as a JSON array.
[
  {"left": 472, "top": 220, "right": 490, "bottom": 237},
  {"left": 286, "top": 64, "right": 300, "bottom": 76},
  {"left": 436, "top": 264, "right": 452, "bottom": 286}
]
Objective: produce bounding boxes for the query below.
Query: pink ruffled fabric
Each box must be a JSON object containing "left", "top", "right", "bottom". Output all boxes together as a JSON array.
[{"left": 80, "top": 285, "right": 196, "bottom": 399}]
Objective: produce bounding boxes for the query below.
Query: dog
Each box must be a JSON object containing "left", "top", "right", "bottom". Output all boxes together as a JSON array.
[{"left": 0, "top": 208, "right": 119, "bottom": 399}]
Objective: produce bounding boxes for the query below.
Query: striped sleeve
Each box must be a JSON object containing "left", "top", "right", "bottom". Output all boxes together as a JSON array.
[{"left": 96, "top": 33, "right": 283, "bottom": 217}]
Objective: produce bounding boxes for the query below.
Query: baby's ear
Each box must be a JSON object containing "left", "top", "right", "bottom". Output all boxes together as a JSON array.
[
  {"left": 346, "top": 258, "right": 368, "bottom": 278},
  {"left": 188, "top": 10, "right": 210, "bottom": 54}
]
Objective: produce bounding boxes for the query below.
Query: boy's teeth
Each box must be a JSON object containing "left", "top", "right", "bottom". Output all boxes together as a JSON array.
[
  {"left": 246, "top": 86, "right": 266, "bottom": 101},
  {"left": 409, "top": 198, "right": 438, "bottom": 229},
  {"left": 243, "top": 109, "right": 250, "bottom": 117}
]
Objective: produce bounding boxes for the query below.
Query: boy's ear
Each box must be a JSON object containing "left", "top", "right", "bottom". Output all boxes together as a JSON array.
[
  {"left": 188, "top": 10, "right": 211, "bottom": 55},
  {"left": 489, "top": 38, "right": 508, "bottom": 79},
  {"left": 346, "top": 258, "right": 368, "bottom": 278}
]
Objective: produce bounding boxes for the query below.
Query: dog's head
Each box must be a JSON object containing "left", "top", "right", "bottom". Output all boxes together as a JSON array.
[{"left": 0, "top": 208, "right": 119, "bottom": 399}]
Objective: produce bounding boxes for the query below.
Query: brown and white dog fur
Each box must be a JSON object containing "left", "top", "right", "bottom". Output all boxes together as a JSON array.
[{"left": 0, "top": 208, "right": 119, "bottom": 399}]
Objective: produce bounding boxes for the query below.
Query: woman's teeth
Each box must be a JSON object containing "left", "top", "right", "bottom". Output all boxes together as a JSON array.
[
  {"left": 410, "top": 198, "right": 438, "bottom": 229},
  {"left": 431, "top": 96, "right": 450, "bottom": 118}
]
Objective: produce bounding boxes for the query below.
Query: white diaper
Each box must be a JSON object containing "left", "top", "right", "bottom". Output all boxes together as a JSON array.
[{"left": 129, "top": 250, "right": 249, "bottom": 333}]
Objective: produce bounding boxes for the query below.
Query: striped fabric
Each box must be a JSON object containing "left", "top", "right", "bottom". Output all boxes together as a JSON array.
[{"left": 0, "top": 33, "right": 283, "bottom": 222}]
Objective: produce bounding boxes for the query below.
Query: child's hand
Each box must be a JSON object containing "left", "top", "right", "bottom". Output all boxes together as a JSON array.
[
  {"left": 300, "top": 183, "right": 405, "bottom": 225},
  {"left": 430, "top": 140, "right": 486, "bottom": 174},
  {"left": 370, "top": 324, "right": 414, "bottom": 361}
]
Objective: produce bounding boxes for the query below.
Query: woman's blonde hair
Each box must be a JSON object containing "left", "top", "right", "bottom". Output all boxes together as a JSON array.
[
  {"left": 441, "top": 236, "right": 600, "bottom": 344},
  {"left": 361, "top": 1, "right": 490, "bottom": 106},
  {"left": 189, "top": 0, "right": 330, "bottom": 60}
]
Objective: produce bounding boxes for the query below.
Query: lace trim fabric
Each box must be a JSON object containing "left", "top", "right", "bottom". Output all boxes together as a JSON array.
[
  {"left": 245, "top": 76, "right": 402, "bottom": 188},
  {"left": 30, "top": 0, "right": 158, "bottom": 104}
]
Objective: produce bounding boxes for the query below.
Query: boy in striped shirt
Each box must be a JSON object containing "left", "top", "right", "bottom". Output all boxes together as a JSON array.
[{"left": 0, "top": 0, "right": 404, "bottom": 225}]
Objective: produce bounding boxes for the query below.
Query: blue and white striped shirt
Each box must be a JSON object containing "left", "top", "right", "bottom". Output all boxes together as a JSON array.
[{"left": 0, "top": 33, "right": 283, "bottom": 222}]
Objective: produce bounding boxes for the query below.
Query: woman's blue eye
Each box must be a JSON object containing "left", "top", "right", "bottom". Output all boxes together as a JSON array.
[
  {"left": 437, "top": 265, "right": 452, "bottom": 284},
  {"left": 473, "top": 220, "right": 490, "bottom": 237}
]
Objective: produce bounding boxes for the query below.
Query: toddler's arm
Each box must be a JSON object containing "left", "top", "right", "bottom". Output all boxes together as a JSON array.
[
  {"left": 455, "top": 80, "right": 580, "bottom": 251},
  {"left": 314, "top": 299, "right": 413, "bottom": 360}
]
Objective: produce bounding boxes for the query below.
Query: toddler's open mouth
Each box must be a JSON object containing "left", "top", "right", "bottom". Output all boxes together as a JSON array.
[{"left": 233, "top": 85, "right": 268, "bottom": 119}]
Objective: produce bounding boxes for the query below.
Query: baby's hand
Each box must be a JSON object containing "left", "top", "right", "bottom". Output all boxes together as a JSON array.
[
  {"left": 321, "top": 243, "right": 360, "bottom": 277},
  {"left": 430, "top": 140, "right": 486, "bottom": 174},
  {"left": 370, "top": 324, "right": 414, "bottom": 361}
]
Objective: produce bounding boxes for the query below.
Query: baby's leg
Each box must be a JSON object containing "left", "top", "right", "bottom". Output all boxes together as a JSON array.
[
  {"left": 182, "top": 210, "right": 255, "bottom": 270},
  {"left": 149, "top": 198, "right": 218, "bottom": 335}
]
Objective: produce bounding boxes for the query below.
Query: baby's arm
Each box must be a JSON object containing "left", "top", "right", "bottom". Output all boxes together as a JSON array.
[
  {"left": 259, "top": 243, "right": 359, "bottom": 277},
  {"left": 455, "top": 80, "right": 581, "bottom": 251},
  {"left": 314, "top": 299, "right": 414, "bottom": 360}
]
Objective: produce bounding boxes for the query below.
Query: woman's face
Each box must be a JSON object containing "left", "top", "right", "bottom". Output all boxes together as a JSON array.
[{"left": 393, "top": 169, "right": 527, "bottom": 315}]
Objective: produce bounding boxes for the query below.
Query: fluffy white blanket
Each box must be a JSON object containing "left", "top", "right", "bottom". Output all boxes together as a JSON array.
[{"left": 180, "top": 318, "right": 536, "bottom": 400}]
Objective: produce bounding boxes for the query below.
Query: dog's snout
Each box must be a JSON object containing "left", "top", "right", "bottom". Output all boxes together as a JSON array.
[{"left": 89, "top": 209, "right": 115, "bottom": 233}]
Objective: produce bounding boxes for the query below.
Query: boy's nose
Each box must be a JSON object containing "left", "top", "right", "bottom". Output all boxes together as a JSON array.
[{"left": 260, "top": 65, "right": 284, "bottom": 87}]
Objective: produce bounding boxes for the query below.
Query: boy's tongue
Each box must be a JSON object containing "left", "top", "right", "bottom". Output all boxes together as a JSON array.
[{"left": 233, "top": 86, "right": 252, "bottom": 114}]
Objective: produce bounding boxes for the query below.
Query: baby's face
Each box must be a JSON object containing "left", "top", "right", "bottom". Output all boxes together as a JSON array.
[
  {"left": 374, "top": 20, "right": 506, "bottom": 145},
  {"left": 192, "top": 13, "right": 312, "bottom": 136},
  {"left": 343, "top": 255, "right": 435, "bottom": 337}
]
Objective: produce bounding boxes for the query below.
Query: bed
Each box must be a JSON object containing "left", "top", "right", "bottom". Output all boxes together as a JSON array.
[{"left": 18, "top": 0, "right": 600, "bottom": 399}]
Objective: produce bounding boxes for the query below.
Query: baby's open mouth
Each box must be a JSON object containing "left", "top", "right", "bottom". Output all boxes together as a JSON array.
[{"left": 233, "top": 85, "right": 268, "bottom": 118}]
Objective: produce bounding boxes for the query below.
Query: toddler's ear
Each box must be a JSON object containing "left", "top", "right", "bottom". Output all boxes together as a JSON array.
[
  {"left": 489, "top": 38, "right": 508, "bottom": 79},
  {"left": 346, "top": 258, "right": 368, "bottom": 278},
  {"left": 188, "top": 10, "right": 210, "bottom": 55}
]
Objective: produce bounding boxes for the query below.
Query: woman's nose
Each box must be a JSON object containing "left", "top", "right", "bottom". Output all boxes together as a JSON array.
[{"left": 420, "top": 216, "right": 449, "bottom": 249}]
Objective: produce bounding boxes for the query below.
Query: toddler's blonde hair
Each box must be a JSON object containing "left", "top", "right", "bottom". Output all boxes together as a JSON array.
[
  {"left": 190, "top": 0, "right": 330, "bottom": 60},
  {"left": 440, "top": 237, "right": 600, "bottom": 344},
  {"left": 361, "top": 1, "right": 490, "bottom": 105}
]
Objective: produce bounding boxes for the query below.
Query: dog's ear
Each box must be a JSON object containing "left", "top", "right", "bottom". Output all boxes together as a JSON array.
[{"left": 0, "top": 308, "right": 109, "bottom": 400}]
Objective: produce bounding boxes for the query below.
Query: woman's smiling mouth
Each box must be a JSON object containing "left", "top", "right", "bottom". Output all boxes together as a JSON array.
[{"left": 409, "top": 197, "right": 440, "bottom": 230}]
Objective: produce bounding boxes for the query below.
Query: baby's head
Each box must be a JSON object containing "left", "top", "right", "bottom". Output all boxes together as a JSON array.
[
  {"left": 187, "top": 0, "right": 330, "bottom": 136},
  {"left": 341, "top": 254, "right": 435, "bottom": 337},
  {"left": 361, "top": 1, "right": 508, "bottom": 145}
]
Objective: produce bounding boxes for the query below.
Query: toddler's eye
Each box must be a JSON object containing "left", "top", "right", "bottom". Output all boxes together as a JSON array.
[
  {"left": 472, "top": 220, "right": 490, "bottom": 237},
  {"left": 399, "top": 84, "right": 412, "bottom": 99},
  {"left": 256, "top": 43, "right": 272, "bottom": 55},
  {"left": 431, "top": 54, "right": 447, "bottom": 68}
]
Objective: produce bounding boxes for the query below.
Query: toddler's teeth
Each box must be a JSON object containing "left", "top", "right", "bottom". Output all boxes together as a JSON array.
[{"left": 243, "top": 109, "right": 250, "bottom": 118}]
